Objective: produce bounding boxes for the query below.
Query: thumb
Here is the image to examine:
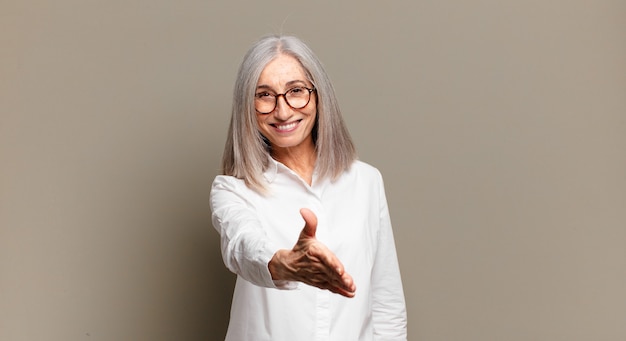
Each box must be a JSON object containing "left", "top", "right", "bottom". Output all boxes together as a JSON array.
[{"left": 299, "top": 208, "right": 318, "bottom": 238}]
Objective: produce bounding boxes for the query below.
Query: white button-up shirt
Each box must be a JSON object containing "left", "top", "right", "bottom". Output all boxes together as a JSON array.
[{"left": 210, "top": 159, "right": 407, "bottom": 341}]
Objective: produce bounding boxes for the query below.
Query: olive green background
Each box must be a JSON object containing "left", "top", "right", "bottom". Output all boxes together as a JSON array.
[{"left": 1, "top": 1, "right": 625, "bottom": 340}]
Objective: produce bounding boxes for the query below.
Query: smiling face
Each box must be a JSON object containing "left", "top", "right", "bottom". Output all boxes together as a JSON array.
[{"left": 255, "top": 54, "right": 317, "bottom": 155}]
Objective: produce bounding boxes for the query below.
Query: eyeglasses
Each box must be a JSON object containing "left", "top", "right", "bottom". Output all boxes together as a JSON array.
[{"left": 254, "top": 86, "right": 315, "bottom": 114}]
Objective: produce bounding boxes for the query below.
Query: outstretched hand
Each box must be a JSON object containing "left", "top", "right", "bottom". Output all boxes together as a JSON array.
[{"left": 269, "top": 208, "right": 356, "bottom": 298}]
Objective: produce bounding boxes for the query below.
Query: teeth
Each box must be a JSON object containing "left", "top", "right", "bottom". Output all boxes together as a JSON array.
[{"left": 276, "top": 121, "right": 298, "bottom": 131}]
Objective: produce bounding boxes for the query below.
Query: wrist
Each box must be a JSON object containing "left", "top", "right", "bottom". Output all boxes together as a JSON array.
[{"left": 268, "top": 249, "right": 289, "bottom": 280}]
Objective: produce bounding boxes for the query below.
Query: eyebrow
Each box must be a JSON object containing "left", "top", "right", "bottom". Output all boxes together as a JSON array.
[{"left": 256, "top": 80, "right": 309, "bottom": 91}]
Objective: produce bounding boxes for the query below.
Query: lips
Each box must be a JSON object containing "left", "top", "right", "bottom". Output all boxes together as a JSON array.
[{"left": 272, "top": 120, "right": 300, "bottom": 132}]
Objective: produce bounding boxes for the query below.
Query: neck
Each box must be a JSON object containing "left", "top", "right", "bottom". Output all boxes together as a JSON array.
[{"left": 271, "top": 140, "right": 317, "bottom": 185}]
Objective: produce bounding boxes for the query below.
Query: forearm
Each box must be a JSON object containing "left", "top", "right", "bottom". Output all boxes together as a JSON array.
[
  {"left": 214, "top": 213, "right": 279, "bottom": 287},
  {"left": 210, "top": 178, "right": 282, "bottom": 288},
  {"left": 372, "top": 176, "right": 407, "bottom": 339}
]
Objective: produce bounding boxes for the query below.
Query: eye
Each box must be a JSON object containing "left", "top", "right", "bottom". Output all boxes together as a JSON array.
[
  {"left": 289, "top": 87, "right": 305, "bottom": 94},
  {"left": 255, "top": 91, "right": 273, "bottom": 98}
]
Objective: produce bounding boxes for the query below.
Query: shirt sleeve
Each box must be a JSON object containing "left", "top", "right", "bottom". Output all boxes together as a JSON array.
[
  {"left": 210, "top": 176, "right": 296, "bottom": 289},
  {"left": 371, "top": 171, "right": 408, "bottom": 340}
]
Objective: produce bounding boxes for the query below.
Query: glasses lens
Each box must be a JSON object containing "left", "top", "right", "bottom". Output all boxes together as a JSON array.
[
  {"left": 255, "top": 94, "right": 275, "bottom": 114},
  {"left": 254, "top": 87, "right": 312, "bottom": 113},
  {"left": 285, "top": 87, "right": 310, "bottom": 109}
]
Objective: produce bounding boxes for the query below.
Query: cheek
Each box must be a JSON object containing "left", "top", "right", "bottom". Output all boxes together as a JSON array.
[
  {"left": 255, "top": 115, "right": 267, "bottom": 128},
  {"left": 305, "top": 100, "right": 317, "bottom": 118},
  {"left": 308, "top": 108, "right": 317, "bottom": 124}
]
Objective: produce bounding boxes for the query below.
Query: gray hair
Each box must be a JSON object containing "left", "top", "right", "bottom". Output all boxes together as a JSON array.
[{"left": 221, "top": 35, "right": 356, "bottom": 193}]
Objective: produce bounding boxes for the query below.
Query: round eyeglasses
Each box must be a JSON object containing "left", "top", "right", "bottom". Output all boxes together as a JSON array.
[{"left": 254, "top": 86, "right": 315, "bottom": 114}]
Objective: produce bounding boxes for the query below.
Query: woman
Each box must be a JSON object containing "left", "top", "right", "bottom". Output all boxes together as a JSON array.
[{"left": 210, "top": 35, "right": 407, "bottom": 341}]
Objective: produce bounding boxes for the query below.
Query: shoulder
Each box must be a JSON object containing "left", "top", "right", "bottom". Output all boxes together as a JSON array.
[
  {"left": 336, "top": 160, "right": 385, "bottom": 190},
  {"left": 211, "top": 175, "right": 253, "bottom": 196},
  {"left": 349, "top": 160, "right": 384, "bottom": 181},
  {"left": 212, "top": 174, "right": 243, "bottom": 188},
  {"left": 210, "top": 175, "right": 264, "bottom": 212}
]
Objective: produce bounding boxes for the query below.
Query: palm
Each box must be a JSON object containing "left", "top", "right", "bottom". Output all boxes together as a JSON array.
[{"left": 269, "top": 208, "right": 356, "bottom": 298}]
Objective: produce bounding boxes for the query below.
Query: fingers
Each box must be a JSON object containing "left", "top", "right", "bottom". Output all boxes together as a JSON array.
[
  {"left": 302, "top": 264, "right": 356, "bottom": 298},
  {"left": 309, "top": 243, "right": 345, "bottom": 279},
  {"left": 298, "top": 208, "right": 340, "bottom": 275},
  {"left": 294, "top": 208, "right": 356, "bottom": 297},
  {"left": 299, "top": 208, "right": 317, "bottom": 238},
  {"left": 329, "top": 273, "right": 356, "bottom": 298},
  {"left": 305, "top": 245, "right": 356, "bottom": 296},
  {"left": 300, "top": 269, "right": 350, "bottom": 295},
  {"left": 308, "top": 272, "right": 356, "bottom": 298},
  {"left": 337, "top": 271, "right": 356, "bottom": 297}
]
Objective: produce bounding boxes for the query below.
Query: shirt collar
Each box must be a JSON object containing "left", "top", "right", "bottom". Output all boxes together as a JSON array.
[
  {"left": 263, "top": 156, "right": 279, "bottom": 183},
  {"left": 262, "top": 156, "right": 324, "bottom": 191}
]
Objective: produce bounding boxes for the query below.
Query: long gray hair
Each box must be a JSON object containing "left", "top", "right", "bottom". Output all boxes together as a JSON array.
[{"left": 221, "top": 35, "right": 356, "bottom": 193}]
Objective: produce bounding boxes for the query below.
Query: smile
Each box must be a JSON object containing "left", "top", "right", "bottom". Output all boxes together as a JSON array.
[{"left": 272, "top": 120, "right": 300, "bottom": 132}]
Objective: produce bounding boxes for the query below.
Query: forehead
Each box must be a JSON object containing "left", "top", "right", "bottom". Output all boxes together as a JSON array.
[{"left": 257, "top": 54, "right": 308, "bottom": 87}]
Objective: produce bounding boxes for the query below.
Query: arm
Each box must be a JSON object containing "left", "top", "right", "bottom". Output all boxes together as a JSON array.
[
  {"left": 210, "top": 177, "right": 356, "bottom": 296},
  {"left": 371, "top": 174, "right": 408, "bottom": 340},
  {"left": 210, "top": 177, "right": 281, "bottom": 288}
]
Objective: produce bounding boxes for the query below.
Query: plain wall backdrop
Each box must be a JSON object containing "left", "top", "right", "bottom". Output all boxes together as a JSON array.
[{"left": 1, "top": 1, "right": 625, "bottom": 340}]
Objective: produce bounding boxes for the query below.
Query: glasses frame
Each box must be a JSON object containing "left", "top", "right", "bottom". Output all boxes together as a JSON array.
[{"left": 254, "top": 87, "right": 316, "bottom": 114}]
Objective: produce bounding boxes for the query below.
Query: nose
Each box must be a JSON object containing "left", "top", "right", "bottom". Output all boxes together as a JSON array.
[{"left": 272, "top": 95, "right": 293, "bottom": 121}]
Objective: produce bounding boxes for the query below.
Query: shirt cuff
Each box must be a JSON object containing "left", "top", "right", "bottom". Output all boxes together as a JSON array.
[
  {"left": 272, "top": 280, "right": 299, "bottom": 290},
  {"left": 260, "top": 242, "right": 299, "bottom": 290}
]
